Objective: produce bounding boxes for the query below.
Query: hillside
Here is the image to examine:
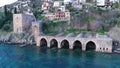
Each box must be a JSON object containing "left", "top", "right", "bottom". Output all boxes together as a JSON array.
[
  {"left": 41, "top": 4, "right": 120, "bottom": 35},
  {"left": 0, "top": 0, "right": 120, "bottom": 42}
]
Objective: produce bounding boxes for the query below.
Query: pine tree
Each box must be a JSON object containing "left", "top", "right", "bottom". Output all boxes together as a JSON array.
[
  {"left": 14, "top": 7, "right": 17, "bottom": 14},
  {"left": 4, "top": 5, "right": 8, "bottom": 16}
]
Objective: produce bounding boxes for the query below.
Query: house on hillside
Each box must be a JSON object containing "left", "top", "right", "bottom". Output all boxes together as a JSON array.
[
  {"left": 42, "top": 0, "right": 70, "bottom": 22},
  {"left": 96, "top": 0, "right": 106, "bottom": 6},
  {"left": 44, "top": 13, "right": 55, "bottom": 20},
  {"left": 53, "top": 1, "right": 63, "bottom": 7},
  {"left": 0, "top": 6, "right": 4, "bottom": 12},
  {"left": 64, "top": 0, "right": 72, "bottom": 5},
  {"left": 42, "top": 2, "right": 51, "bottom": 11},
  {"left": 72, "top": 0, "right": 83, "bottom": 9},
  {"left": 110, "top": 0, "right": 119, "bottom": 3},
  {"left": 96, "top": 0, "right": 119, "bottom": 7},
  {"left": 55, "top": 9, "right": 70, "bottom": 21},
  {"left": 13, "top": 0, "right": 31, "bottom": 13},
  {"left": 77, "top": 0, "right": 86, "bottom": 3},
  {"left": 41, "top": 0, "right": 53, "bottom": 12},
  {"left": 58, "top": 5, "right": 66, "bottom": 12},
  {"left": 44, "top": 9, "right": 70, "bottom": 21},
  {"left": 53, "top": 1, "right": 66, "bottom": 12}
]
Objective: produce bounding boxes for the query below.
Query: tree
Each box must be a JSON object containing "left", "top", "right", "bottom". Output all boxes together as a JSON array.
[
  {"left": 4, "top": 5, "right": 8, "bottom": 16},
  {"left": 0, "top": 5, "right": 13, "bottom": 31},
  {"left": 2, "top": 24, "right": 12, "bottom": 31},
  {"left": 0, "top": 12, "right": 5, "bottom": 29},
  {"left": 14, "top": 7, "right": 17, "bottom": 14}
]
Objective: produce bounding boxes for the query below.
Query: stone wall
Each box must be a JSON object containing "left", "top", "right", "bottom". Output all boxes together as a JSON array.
[
  {"left": 36, "top": 35, "right": 113, "bottom": 53},
  {"left": 13, "top": 14, "right": 35, "bottom": 33}
]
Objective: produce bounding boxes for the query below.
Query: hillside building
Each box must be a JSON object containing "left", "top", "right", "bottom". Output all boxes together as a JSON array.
[
  {"left": 44, "top": 9, "right": 70, "bottom": 21},
  {"left": 96, "top": 0, "right": 106, "bottom": 6},
  {"left": 41, "top": 0, "right": 53, "bottom": 11},
  {"left": 72, "top": 0, "right": 83, "bottom": 9},
  {"left": 110, "top": 0, "right": 119, "bottom": 3},
  {"left": 64, "top": 0, "right": 72, "bottom": 4},
  {"left": 76, "top": 0, "right": 86, "bottom": 3},
  {"left": 96, "top": 0, "right": 119, "bottom": 7},
  {"left": 44, "top": 13, "right": 55, "bottom": 20},
  {"left": 53, "top": 1, "right": 63, "bottom": 7}
]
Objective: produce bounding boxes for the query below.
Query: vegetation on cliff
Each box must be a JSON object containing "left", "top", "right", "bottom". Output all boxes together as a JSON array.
[
  {"left": 0, "top": 5, "right": 13, "bottom": 32},
  {"left": 41, "top": 7, "right": 120, "bottom": 35}
]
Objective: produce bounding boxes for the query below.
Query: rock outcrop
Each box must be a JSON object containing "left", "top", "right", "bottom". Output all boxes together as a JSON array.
[{"left": 107, "top": 27, "right": 120, "bottom": 42}]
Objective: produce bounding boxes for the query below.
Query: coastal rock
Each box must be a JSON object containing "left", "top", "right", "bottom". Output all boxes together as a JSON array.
[{"left": 107, "top": 27, "right": 120, "bottom": 42}]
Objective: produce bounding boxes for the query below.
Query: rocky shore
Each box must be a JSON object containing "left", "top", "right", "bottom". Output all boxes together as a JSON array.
[
  {"left": 107, "top": 27, "right": 120, "bottom": 53},
  {"left": 0, "top": 27, "right": 120, "bottom": 53},
  {"left": 0, "top": 32, "right": 36, "bottom": 47}
]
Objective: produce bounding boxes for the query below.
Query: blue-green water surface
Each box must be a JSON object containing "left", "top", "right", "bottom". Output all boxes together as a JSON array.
[{"left": 0, "top": 43, "right": 120, "bottom": 68}]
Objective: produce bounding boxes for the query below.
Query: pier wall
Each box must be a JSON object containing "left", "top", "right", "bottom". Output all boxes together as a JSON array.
[{"left": 35, "top": 36, "right": 113, "bottom": 53}]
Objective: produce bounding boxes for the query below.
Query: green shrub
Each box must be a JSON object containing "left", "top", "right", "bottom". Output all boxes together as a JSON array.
[{"left": 2, "top": 24, "right": 12, "bottom": 32}]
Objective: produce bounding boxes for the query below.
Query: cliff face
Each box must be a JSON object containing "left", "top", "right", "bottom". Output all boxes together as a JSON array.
[
  {"left": 108, "top": 27, "right": 120, "bottom": 42},
  {"left": 70, "top": 7, "right": 120, "bottom": 32},
  {"left": 0, "top": 32, "right": 35, "bottom": 45}
]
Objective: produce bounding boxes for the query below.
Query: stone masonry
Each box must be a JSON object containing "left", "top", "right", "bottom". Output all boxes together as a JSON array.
[
  {"left": 13, "top": 14, "right": 35, "bottom": 33},
  {"left": 32, "top": 22, "right": 113, "bottom": 53}
]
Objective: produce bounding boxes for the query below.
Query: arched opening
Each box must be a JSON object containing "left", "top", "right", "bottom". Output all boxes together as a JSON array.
[
  {"left": 50, "top": 39, "right": 58, "bottom": 48},
  {"left": 86, "top": 41, "right": 96, "bottom": 51},
  {"left": 61, "top": 40, "right": 69, "bottom": 49},
  {"left": 40, "top": 38, "right": 47, "bottom": 47},
  {"left": 73, "top": 40, "right": 82, "bottom": 50}
]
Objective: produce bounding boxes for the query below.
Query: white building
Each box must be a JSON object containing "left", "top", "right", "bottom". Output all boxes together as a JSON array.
[
  {"left": 96, "top": 0, "right": 106, "bottom": 6},
  {"left": 110, "top": 0, "right": 119, "bottom": 3},
  {"left": 0, "top": 6, "right": 4, "bottom": 12},
  {"left": 42, "top": 2, "right": 51, "bottom": 11},
  {"left": 72, "top": 0, "right": 86, "bottom": 9},
  {"left": 64, "top": 0, "right": 73, "bottom": 4},
  {"left": 42, "top": 0, "right": 52, "bottom": 2},
  {"left": 96, "top": 0, "right": 119, "bottom": 7},
  {"left": 53, "top": 1, "right": 63, "bottom": 7},
  {"left": 58, "top": 6, "right": 66, "bottom": 12},
  {"left": 77, "top": 0, "right": 86, "bottom": 3}
]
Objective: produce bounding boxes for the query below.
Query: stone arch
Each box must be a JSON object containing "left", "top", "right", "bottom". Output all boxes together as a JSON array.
[
  {"left": 40, "top": 38, "right": 47, "bottom": 47},
  {"left": 61, "top": 39, "right": 69, "bottom": 49},
  {"left": 86, "top": 41, "right": 96, "bottom": 51},
  {"left": 50, "top": 39, "right": 58, "bottom": 48},
  {"left": 73, "top": 40, "right": 82, "bottom": 50}
]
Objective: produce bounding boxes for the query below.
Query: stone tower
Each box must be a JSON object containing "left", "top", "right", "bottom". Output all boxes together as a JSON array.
[
  {"left": 13, "top": 14, "right": 35, "bottom": 33},
  {"left": 32, "top": 21, "right": 40, "bottom": 37},
  {"left": 32, "top": 21, "right": 43, "bottom": 43}
]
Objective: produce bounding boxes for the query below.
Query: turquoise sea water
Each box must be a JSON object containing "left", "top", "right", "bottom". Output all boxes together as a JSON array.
[{"left": 0, "top": 43, "right": 120, "bottom": 68}]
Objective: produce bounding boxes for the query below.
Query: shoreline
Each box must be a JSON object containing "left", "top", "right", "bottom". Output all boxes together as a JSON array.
[
  {"left": 1, "top": 42, "right": 120, "bottom": 54},
  {"left": 1, "top": 41, "right": 120, "bottom": 54},
  {"left": 0, "top": 41, "right": 36, "bottom": 47},
  {"left": 1, "top": 42, "right": 119, "bottom": 54}
]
